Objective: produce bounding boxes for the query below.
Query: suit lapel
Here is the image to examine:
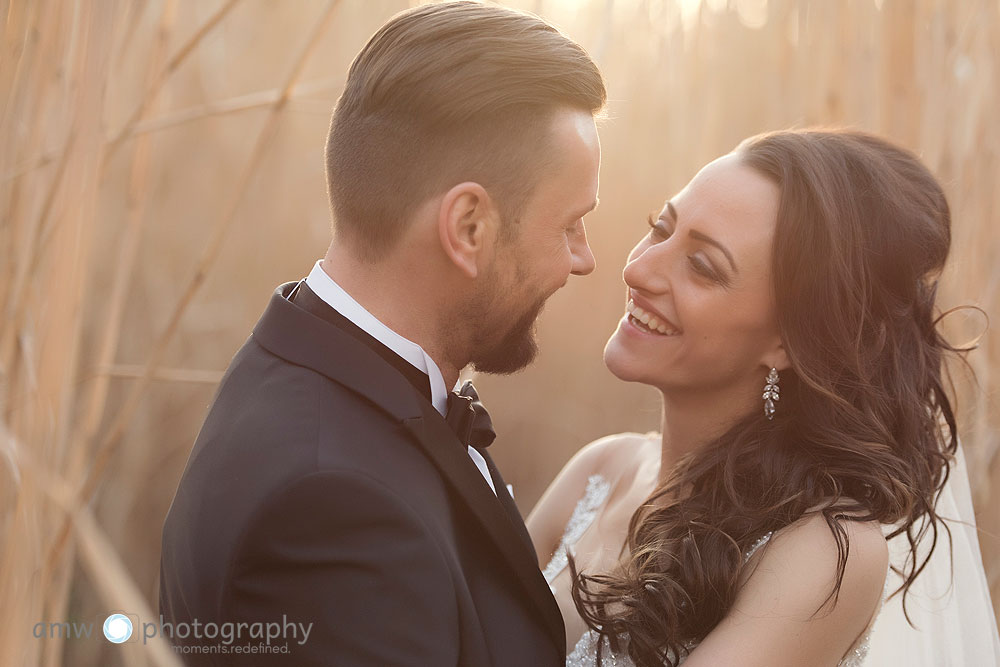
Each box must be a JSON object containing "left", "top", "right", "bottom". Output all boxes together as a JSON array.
[
  {"left": 481, "top": 451, "right": 537, "bottom": 556},
  {"left": 252, "top": 283, "right": 566, "bottom": 658},
  {"left": 401, "top": 406, "right": 565, "bottom": 653}
]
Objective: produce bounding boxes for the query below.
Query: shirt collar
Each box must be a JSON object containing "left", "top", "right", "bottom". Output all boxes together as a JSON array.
[{"left": 305, "top": 260, "right": 450, "bottom": 416}]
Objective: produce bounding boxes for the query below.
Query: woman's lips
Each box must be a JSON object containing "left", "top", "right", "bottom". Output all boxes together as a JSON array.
[{"left": 625, "top": 298, "right": 682, "bottom": 336}]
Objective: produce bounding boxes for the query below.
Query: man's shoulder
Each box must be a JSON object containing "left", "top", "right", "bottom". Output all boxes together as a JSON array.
[
  {"left": 211, "top": 334, "right": 411, "bottom": 435},
  {"left": 185, "top": 335, "right": 447, "bottom": 504}
]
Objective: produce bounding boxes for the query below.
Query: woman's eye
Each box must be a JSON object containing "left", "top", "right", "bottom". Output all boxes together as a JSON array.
[
  {"left": 646, "top": 213, "right": 670, "bottom": 241},
  {"left": 646, "top": 213, "right": 726, "bottom": 286},
  {"left": 689, "top": 255, "right": 720, "bottom": 282}
]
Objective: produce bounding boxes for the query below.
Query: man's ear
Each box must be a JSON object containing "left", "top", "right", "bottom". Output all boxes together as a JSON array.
[{"left": 437, "top": 182, "right": 497, "bottom": 279}]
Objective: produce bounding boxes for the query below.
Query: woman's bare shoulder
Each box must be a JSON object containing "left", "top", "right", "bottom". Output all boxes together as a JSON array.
[
  {"left": 767, "top": 511, "right": 889, "bottom": 583},
  {"left": 687, "top": 512, "right": 888, "bottom": 666},
  {"left": 749, "top": 512, "right": 889, "bottom": 638},
  {"left": 525, "top": 431, "right": 658, "bottom": 565},
  {"left": 578, "top": 431, "right": 659, "bottom": 480}
]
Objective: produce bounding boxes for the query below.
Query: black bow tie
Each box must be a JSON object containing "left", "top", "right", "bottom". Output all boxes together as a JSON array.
[{"left": 445, "top": 381, "right": 496, "bottom": 451}]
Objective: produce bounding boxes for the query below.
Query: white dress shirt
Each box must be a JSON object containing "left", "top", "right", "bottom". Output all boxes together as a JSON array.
[{"left": 304, "top": 260, "right": 497, "bottom": 495}]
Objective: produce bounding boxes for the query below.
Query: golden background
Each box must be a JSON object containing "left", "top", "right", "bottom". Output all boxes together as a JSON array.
[{"left": 2, "top": 1, "right": 997, "bottom": 664}]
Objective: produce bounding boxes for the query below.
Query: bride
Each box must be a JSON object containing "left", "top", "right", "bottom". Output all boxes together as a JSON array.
[{"left": 527, "top": 129, "right": 1000, "bottom": 666}]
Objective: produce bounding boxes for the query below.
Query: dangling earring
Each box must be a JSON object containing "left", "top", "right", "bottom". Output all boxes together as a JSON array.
[{"left": 763, "top": 367, "right": 779, "bottom": 420}]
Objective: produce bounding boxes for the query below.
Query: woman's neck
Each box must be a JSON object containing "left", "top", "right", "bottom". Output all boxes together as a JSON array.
[{"left": 657, "top": 383, "right": 758, "bottom": 484}]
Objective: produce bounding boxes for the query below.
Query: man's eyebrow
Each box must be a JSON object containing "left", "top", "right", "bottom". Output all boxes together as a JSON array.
[{"left": 663, "top": 201, "right": 738, "bottom": 274}]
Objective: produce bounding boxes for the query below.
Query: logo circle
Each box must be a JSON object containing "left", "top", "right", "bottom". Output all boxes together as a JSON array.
[{"left": 103, "top": 613, "right": 133, "bottom": 643}]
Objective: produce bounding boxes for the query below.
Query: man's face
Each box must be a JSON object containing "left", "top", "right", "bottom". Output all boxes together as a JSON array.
[{"left": 469, "top": 108, "right": 600, "bottom": 374}]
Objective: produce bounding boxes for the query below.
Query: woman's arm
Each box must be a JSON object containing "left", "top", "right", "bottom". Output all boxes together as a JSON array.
[{"left": 683, "top": 513, "right": 889, "bottom": 667}]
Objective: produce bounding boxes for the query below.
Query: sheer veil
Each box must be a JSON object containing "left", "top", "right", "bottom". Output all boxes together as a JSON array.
[{"left": 866, "top": 439, "right": 1000, "bottom": 666}]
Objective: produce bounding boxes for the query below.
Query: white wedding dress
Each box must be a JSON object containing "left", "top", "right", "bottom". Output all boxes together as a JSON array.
[
  {"left": 543, "top": 440, "right": 1000, "bottom": 666},
  {"left": 865, "top": 441, "right": 1000, "bottom": 666}
]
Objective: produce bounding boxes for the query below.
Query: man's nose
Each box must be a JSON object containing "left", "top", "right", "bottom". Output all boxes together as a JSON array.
[{"left": 570, "top": 223, "right": 597, "bottom": 276}]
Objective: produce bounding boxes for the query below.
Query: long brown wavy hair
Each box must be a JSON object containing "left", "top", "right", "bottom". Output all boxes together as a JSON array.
[{"left": 571, "top": 129, "right": 973, "bottom": 666}]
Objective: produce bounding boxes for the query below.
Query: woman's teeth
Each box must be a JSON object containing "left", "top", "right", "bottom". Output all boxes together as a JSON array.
[{"left": 626, "top": 300, "right": 681, "bottom": 336}]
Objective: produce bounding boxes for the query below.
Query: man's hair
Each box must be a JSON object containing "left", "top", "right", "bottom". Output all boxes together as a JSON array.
[{"left": 325, "top": 1, "right": 606, "bottom": 262}]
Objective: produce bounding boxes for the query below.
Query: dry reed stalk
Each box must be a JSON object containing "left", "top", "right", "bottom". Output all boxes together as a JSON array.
[
  {"left": 63, "top": 0, "right": 178, "bottom": 517},
  {"left": 127, "top": 76, "right": 344, "bottom": 138},
  {"left": 0, "top": 427, "right": 50, "bottom": 665},
  {"left": 0, "top": 3, "right": 113, "bottom": 664},
  {"left": 0, "top": 130, "right": 76, "bottom": 377},
  {"left": 73, "top": 515, "right": 184, "bottom": 667},
  {"left": 0, "top": 1, "right": 118, "bottom": 664},
  {"left": 0, "top": 0, "right": 75, "bottom": 367},
  {"left": 0, "top": 153, "right": 56, "bottom": 186},
  {"left": 111, "top": 0, "right": 152, "bottom": 71},
  {"left": 4, "top": 0, "right": 246, "bottom": 312},
  {"left": 0, "top": 0, "right": 234, "bottom": 189},
  {"left": 44, "top": 0, "right": 344, "bottom": 592},
  {"left": 71, "top": 505, "right": 185, "bottom": 667},
  {"left": 98, "top": 365, "right": 226, "bottom": 385},
  {"left": 38, "top": 4, "right": 118, "bottom": 664},
  {"left": 101, "top": 0, "right": 242, "bottom": 165},
  {"left": 40, "top": 3, "right": 180, "bottom": 665},
  {"left": 9, "top": 428, "right": 183, "bottom": 667}
]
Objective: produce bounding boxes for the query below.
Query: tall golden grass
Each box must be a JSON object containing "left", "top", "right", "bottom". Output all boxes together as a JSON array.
[{"left": 1, "top": 0, "right": 997, "bottom": 664}]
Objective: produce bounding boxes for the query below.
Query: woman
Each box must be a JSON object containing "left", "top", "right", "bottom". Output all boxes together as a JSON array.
[{"left": 528, "top": 129, "right": 1000, "bottom": 666}]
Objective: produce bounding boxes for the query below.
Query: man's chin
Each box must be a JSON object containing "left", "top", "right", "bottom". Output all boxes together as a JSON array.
[
  {"left": 467, "top": 291, "right": 548, "bottom": 375},
  {"left": 470, "top": 332, "right": 538, "bottom": 375},
  {"left": 469, "top": 307, "right": 543, "bottom": 375}
]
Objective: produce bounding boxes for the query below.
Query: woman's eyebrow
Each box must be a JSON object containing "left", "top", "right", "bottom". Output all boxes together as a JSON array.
[{"left": 664, "top": 201, "right": 738, "bottom": 274}]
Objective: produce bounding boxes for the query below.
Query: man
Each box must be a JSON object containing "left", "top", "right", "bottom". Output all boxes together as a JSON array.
[{"left": 159, "top": 2, "right": 605, "bottom": 664}]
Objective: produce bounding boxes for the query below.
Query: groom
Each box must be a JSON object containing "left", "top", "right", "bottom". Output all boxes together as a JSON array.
[{"left": 158, "top": 2, "right": 605, "bottom": 664}]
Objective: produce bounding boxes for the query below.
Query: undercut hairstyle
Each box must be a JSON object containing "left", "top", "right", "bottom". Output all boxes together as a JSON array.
[{"left": 325, "top": 1, "right": 606, "bottom": 262}]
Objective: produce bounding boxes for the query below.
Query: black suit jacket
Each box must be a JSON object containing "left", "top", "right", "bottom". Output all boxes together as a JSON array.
[{"left": 158, "top": 282, "right": 565, "bottom": 666}]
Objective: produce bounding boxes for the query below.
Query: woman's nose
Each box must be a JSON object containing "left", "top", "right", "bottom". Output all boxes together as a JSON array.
[{"left": 622, "top": 240, "right": 668, "bottom": 293}]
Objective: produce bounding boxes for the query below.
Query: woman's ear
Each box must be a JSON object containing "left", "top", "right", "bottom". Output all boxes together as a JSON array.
[
  {"left": 765, "top": 338, "right": 791, "bottom": 373},
  {"left": 437, "top": 182, "right": 497, "bottom": 279}
]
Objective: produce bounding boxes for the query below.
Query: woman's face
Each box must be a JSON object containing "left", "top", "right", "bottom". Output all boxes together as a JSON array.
[{"left": 604, "top": 153, "right": 787, "bottom": 396}]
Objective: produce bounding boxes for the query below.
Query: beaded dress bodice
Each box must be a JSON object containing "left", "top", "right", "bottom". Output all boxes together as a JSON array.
[{"left": 543, "top": 474, "right": 881, "bottom": 667}]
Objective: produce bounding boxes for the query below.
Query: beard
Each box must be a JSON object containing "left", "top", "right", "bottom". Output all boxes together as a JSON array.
[{"left": 467, "top": 291, "right": 547, "bottom": 375}]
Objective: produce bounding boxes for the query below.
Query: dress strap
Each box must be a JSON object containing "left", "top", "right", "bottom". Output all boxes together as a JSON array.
[
  {"left": 541, "top": 474, "right": 612, "bottom": 588},
  {"left": 744, "top": 531, "right": 773, "bottom": 563}
]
